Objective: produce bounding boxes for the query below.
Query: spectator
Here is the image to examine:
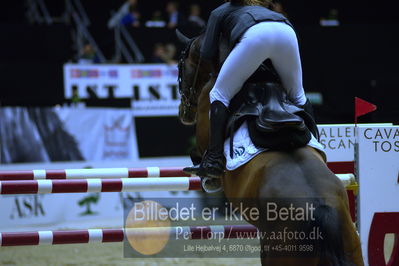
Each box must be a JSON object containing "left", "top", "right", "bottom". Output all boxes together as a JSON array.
[
  {"left": 78, "top": 43, "right": 100, "bottom": 64},
  {"left": 188, "top": 4, "right": 205, "bottom": 28},
  {"left": 164, "top": 43, "right": 177, "bottom": 64},
  {"left": 121, "top": 4, "right": 141, "bottom": 27},
  {"left": 150, "top": 43, "right": 167, "bottom": 63},
  {"left": 108, "top": 0, "right": 140, "bottom": 29},
  {"left": 165, "top": 1, "right": 184, "bottom": 29},
  {"left": 327, "top": 9, "right": 339, "bottom": 21},
  {"left": 150, "top": 43, "right": 177, "bottom": 64},
  {"left": 320, "top": 8, "right": 340, "bottom": 26},
  {"left": 145, "top": 10, "right": 166, "bottom": 28}
]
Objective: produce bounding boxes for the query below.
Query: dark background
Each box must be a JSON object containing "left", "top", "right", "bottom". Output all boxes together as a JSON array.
[{"left": 1, "top": 0, "right": 398, "bottom": 124}]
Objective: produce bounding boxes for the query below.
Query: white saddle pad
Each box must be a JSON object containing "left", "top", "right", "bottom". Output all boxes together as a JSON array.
[{"left": 224, "top": 121, "right": 325, "bottom": 171}]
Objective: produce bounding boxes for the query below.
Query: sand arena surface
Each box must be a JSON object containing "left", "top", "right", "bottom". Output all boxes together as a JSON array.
[
  {"left": 0, "top": 235, "right": 394, "bottom": 265},
  {"left": 0, "top": 243, "right": 261, "bottom": 266}
]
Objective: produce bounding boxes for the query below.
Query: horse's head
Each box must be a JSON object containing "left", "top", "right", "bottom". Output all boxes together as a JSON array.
[{"left": 176, "top": 30, "right": 212, "bottom": 126}]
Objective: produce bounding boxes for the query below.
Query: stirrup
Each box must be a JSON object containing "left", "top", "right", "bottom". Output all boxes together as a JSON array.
[
  {"left": 201, "top": 177, "right": 223, "bottom": 193},
  {"left": 183, "top": 164, "right": 224, "bottom": 179}
]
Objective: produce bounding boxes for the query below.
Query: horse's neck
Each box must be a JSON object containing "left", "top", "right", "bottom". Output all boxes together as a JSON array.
[
  {"left": 194, "top": 38, "right": 227, "bottom": 155},
  {"left": 195, "top": 78, "right": 216, "bottom": 154}
]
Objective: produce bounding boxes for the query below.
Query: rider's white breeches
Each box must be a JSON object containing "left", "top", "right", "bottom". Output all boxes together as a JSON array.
[{"left": 209, "top": 21, "right": 307, "bottom": 107}]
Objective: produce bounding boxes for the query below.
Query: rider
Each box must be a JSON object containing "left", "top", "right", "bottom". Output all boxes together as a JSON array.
[{"left": 185, "top": 0, "right": 310, "bottom": 178}]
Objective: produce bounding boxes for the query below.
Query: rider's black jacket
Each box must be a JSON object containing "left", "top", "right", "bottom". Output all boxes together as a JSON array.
[{"left": 200, "top": 3, "right": 292, "bottom": 60}]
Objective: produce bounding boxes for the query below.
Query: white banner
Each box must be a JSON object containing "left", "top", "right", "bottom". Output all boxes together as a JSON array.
[
  {"left": 357, "top": 126, "right": 399, "bottom": 265},
  {"left": 0, "top": 193, "right": 122, "bottom": 232},
  {"left": 55, "top": 107, "right": 135, "bottom": 161},
  {"left": 318, "top": 124, "right": 393, "bottom": 162},
  {"left": 63, "top": 64, "right": 180, "bottom": 116},
  {"left": 0, "top": 190, "right": 193, "bottom": 231}
]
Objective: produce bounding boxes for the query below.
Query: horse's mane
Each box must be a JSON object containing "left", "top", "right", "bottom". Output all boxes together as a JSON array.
[{"left": 188, "top": 32, "right": 230, "bottom": 68}]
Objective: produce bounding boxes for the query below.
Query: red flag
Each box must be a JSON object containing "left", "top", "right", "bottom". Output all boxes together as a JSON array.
[{"left": 355, "top": 97, "right": 377, "bottom": 118}]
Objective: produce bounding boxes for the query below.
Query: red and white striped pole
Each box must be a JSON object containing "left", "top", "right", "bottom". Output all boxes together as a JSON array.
[
  {"left": 0, "top": 177, "right": 202, "bottom": 195},
  {"left": 0, "top": 162, "right": 353, "bottom": 181},
  {"left": 0, "top": 229, "right": 124, "bottom": 246},
  {"left": 0, "top": 167, "right": 190, "bottom": 181},
  {"left": 0, "top": 225, "right": 258, "bottom": 246}
]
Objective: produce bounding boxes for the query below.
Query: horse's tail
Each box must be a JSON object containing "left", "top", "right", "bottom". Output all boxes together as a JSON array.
[{"left": 313, "top": 204, "right": 353, "bottom": 266}]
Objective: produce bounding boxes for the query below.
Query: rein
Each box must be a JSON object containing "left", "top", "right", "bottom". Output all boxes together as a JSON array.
[{"left": 178, "top": 39, "right": 202, "bottom": 111}]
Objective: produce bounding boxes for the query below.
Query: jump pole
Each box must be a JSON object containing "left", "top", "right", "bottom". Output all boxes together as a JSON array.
[
  {"left": 0, "top": 177, "right": 202, "bottom": 195},
  {"left": 0, "top": 167, "right": 191, "bottom": 180},
  {"left": 0, "top": 225, "right": 258, "bottom": 246},
  {"left": 0, "top": 174, "right": 355, "bottom": 195},
  {"left": 0, "top": 162, "right": 351, "bottom": 180}
]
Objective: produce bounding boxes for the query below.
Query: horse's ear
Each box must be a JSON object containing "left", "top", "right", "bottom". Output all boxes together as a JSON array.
[{"left": 176, "top": 29, "right": 191, "bottom": 45}]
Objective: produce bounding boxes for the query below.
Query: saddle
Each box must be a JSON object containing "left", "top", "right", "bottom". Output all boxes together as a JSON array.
[{"left": 226, "top": 60, "right": 320, "bottom": 158}]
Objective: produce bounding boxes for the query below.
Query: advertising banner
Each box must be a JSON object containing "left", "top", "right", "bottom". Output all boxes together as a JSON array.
[
  {"left": 357, "top": 126, "right": 399, "bottom": 265},
  {"left": 55, "top": 107, "right": 135, "bottom": 161},
  {"left": 63, "top": 64, "right": 180, "bottom": 116},
  {"left": 318, "top": 124, "right": 392, "bottom": 162}
]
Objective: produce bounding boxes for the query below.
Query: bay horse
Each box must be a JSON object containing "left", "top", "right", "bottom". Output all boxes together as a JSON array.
[{"left": 176, "top": 31, "right": 364, "bottom": 266}]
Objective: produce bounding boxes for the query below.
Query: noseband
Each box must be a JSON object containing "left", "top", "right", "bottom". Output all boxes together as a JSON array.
[{"left": 178, "top": 39, "right": 201, "bottom": 114}]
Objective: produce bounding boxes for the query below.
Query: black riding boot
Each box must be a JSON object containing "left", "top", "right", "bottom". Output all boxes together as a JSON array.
[{"left": 184, "top": 101, "right": 229, "bottom": 178}]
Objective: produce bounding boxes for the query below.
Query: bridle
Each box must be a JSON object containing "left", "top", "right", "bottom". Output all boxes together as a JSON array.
[{"left": 178, "top": 38, "right": 201, "bottom": 115}]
